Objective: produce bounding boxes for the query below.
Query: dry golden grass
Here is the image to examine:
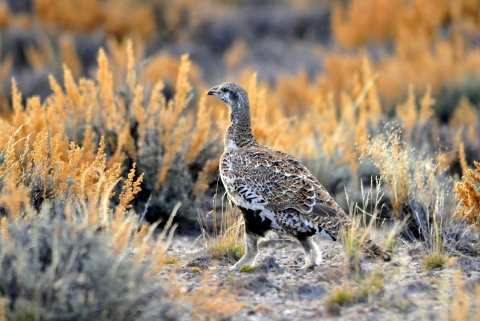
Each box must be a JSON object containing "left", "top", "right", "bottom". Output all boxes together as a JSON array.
[
  {"left": 327, "top": 0, "right": 480, "bottom": 102},
  {"left": 0, "top": 118, "right": 143, "bottom": 229},
  {"left": 140, "top": 53, "right": 202, "bottom": 87},
  {"left": 364, "top": 130, "right": 410, "bottom": 219},
  {"left": 454, "top": 161, "right": 480, "bottom": 230},
  {"left": 423, "top": 194, "right": 450, "bottom": 270},
  {"left": 0, "top": 117, "right": 243, "bottom": 318},
  {"left": 326, "top": 269, "right": 385, "bottom": 306},
  {"left": 333, "top": 0, "right": 480, "bottom": 47},
  {"left": 450, "top": 98, "right": 479, "bottom": 144},
  {"left": 225, "top": 40, "right": 249, "bottom": 69},
  {"left": 59, "top": 34, "right": 82, "bottom": 78},
  {"left": 0, "top": 43, "right": 226, "bottom": 208},
  {"left": 119, "top": 163, "right": 144, "bottom": 211},
  {"left": 199, "top": 195, "right": 245, "bottom": 261},
  {"left": 326, "top": 282, "right": 356, "bottom": 306},
  {"left": 33, "top": 0, "right": 156, "bottom": 39},
  {"left": 193, "top": 159, "right": 220, "bottom": 197}
]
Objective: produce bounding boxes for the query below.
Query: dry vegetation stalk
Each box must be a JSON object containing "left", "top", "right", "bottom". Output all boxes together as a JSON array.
[
  {"left": 454, "top": 161, "right": 480, "bottom": 230},
  {"left": 200, "top": 193, "right": 245, "bottom": 261},
  {"left": 364, "top": 130, "right": 409, "bottom": 219},
  {"left": 423, "top": 193, "right": 449, "bottom": 270},
  {"left": 119, "top": 163, "right": 144, "bottom": 211},
  {"left": 0, "top": 217, "right": 9, "bottom": 244}
]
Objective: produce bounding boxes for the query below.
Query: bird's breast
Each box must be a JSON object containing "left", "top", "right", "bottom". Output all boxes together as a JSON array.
[{"left": 220, "top": 152, "right": 267, "bottom": 210}]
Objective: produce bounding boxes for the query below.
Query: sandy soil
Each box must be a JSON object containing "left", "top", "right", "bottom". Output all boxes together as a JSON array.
[{"left": 160, "top": 234, "right": 480, "bottom": 321}]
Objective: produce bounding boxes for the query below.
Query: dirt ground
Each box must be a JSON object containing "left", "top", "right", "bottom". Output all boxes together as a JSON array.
[{"left": 158, "top": 234, "right": 480, "bottom": 321}]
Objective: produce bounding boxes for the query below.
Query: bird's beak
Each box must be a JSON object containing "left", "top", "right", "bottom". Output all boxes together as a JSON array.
[{"left": 207, "top": 86, "right": 219, "bottom": 96}]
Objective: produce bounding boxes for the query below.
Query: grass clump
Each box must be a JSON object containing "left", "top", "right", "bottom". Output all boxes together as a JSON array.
[
  {"left": 164, "top": 256, "right": 178, "bottom": 264},
  {"left": 191, "top": 267, "right": 201, "bottom": 273},
  {"left": 423, "top": 194, "right": 450, "bottom": 270},
  {"left": 364, "top": 129, "right": 459, "bottom": 247},
  {"left": 363, "top": 129, "right": 416, "bottom": 221},
  {"left": 327, "top": 283, "right": 356, "bottom": 306},
  {"left": 327, "top": 270, "right": 385, "bottom": 307},
  {"left": 199, "top": 195, "right": 245, "bottom": 262},
  {"left": 342, "top": 218, "right": 365, "bottom": 279},
  {"left": 343, "top": 178, "right": 390, "bottom": 279},
  {"left": 424, "top": 252, "right": 449, "bottom": 270}
]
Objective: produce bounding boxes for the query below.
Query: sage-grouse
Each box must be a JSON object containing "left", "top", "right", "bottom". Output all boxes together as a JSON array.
[{"left": 207, "top": 82, "right": 390, "bottom": 270}]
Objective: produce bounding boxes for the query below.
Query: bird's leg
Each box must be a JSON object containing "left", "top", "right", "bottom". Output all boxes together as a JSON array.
[
  {"left": 309, "top": 236, "right": 323, "bottom": 265},
  {"left": 297, "top": 236, "right": 320, "bottom": 270},
  {"left": 230, "top": 229, "right": 259, "bottom": 271}
]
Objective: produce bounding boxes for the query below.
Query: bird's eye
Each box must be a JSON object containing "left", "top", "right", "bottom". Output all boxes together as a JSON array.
[{"left": 221, "top": 88, "right": 228, "bottom": 93}]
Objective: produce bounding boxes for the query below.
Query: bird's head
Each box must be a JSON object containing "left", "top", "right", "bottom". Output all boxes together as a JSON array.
[
  {"left": 207, "top": 82, "right": 256, "bottom": 145},
  {"left": 207, "top": 82, "right": 248, "bottom": 109}
]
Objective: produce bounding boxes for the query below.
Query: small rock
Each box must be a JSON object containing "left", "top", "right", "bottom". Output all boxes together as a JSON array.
[
  {"left": 405, "top": 280, "right": 433, "bottom": 293},
  {"left": 326, "top": 303, "right": 341, "bottom": 317},
  {"left": 457, "top": 256, "right": 480, "bottom": 272},
  {"left": 408, "top": 247, "right": 423, "bottom": 257},
  {"left": 383, "top": 287, "right": 416, "bottom": 313},
  {"left": 315, "top": 266, "right": 344, "bottom": 283},
  {"left": 235, "top": 275, "right": 281, "bottom": 294},
  {"left": 255, "top": 256, "right": 283, "bottom": 273},
  {"left": 297, "top": 283, "right": 328, "bottom": 300},
  {"left": 447, "top": 241, "right": 479, "bottom": 257},
  {"left": 186, "top": 255, "right": 210, "bottom": 270},
  {"left": 466, "top": 276, "right": 480, "bottom": 292}
]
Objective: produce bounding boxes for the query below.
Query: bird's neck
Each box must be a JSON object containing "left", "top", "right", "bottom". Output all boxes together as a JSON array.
[{"left": 224, "top": 106, "right": 258, "bottom": 150}]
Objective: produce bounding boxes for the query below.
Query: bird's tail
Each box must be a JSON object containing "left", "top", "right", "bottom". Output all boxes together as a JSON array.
[
  {"left": 362, "top": 238, "right": 391, "bottom": 261},
  {"left": 322, "top": 206, "right": 391, "bottom": 261}
]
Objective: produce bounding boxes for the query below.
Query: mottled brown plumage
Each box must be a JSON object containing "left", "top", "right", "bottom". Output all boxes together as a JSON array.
[{"left": 207, "top": 82, "right": 390, "bottom": 270}]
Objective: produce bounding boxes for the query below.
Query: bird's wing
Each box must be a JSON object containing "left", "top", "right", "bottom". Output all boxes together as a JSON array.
[{"left": 228, "top": 147, "right": 348, "bottom": 221}]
